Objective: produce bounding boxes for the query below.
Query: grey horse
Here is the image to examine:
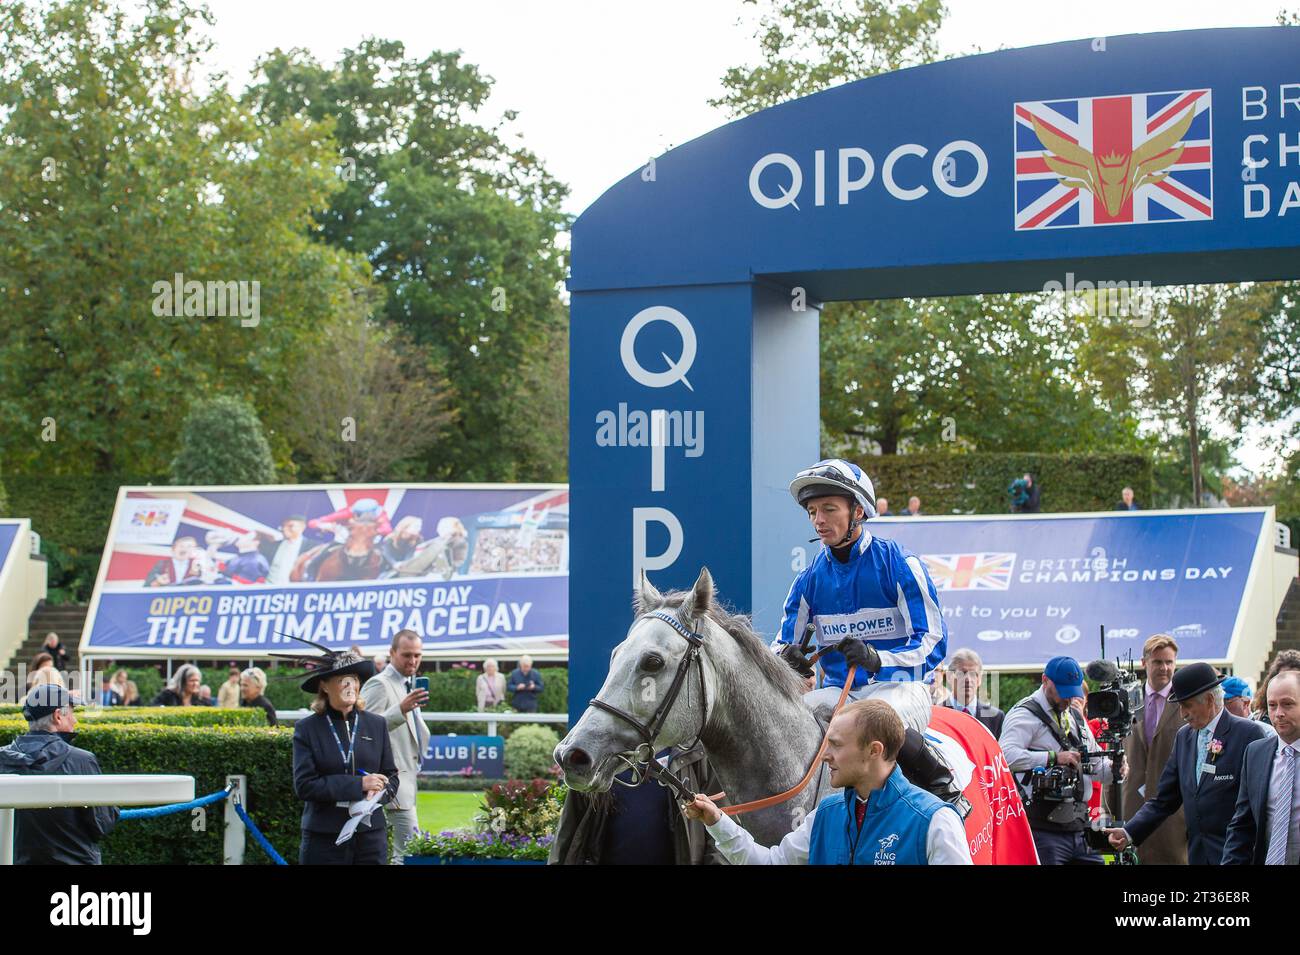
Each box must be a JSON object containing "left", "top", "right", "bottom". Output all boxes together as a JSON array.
[{"left": 555, "top": 567, "right": 831, "bottom": 847}]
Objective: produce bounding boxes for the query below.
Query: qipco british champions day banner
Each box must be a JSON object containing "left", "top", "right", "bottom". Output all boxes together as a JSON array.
[
  {"left": 80, "top": 485, "right": 569, "bottom": 659},
  {"left": 879, "top": 509, "right": 1270, "bottom": 669}
]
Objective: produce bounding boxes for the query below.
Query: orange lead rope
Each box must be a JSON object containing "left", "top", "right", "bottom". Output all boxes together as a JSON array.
[{"left": 709, "top": 663, "right": 858, "bottom": 816}]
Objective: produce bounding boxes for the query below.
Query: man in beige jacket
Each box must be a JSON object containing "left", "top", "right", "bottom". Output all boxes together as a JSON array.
[
  {"left": 361, "top": 630, "right": 430, "bottom": 863},
  {"left": 1123, "top": 634, "right": 1187, "bottom": 864}
]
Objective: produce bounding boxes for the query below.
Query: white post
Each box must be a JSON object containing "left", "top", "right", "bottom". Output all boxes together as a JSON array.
[
  {"left": 223, "top": 774, "right": 247, "bottom": 865},
  {"left": 0, "top": 809, "right": 13, "bottom": 866},
  {"left": 487, "top": 718, "right": 497, "bottom": 736}
]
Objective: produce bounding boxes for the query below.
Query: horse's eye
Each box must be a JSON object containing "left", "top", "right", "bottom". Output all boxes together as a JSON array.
[{"left": 642, "top": 654, "right": 665, "bottom": 673}]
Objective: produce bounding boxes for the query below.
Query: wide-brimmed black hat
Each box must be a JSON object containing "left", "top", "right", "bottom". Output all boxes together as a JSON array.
[
  {"left": 271, "top": 635, "right": 375, "bottom": 693},
  {"left": 1168, "top": 662, "right": 1225, "bottom": 703}
]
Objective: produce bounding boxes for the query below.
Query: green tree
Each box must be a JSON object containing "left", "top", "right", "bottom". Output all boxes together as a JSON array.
[
  {"left": 0, "top": 0, "right": 372, "bottom": 477},
  {"left": 277, "top": 290, "right": 455, "bottom": 482},
  {"left": 713, "top": 0, "right": 947, "bottom": 116},
  {"left": 821, "top": 293, "right": 1138, "bottom": 455},
  {"left": 1076, "top": 285, "right": 1262, "bottom": 506},
  {"left": 170, "top": 395, "right": 275, "bottom": 485},
  {"left": 244, "top": 40, "right": 571, "bottom": 482},
  {"left": 718, "top": 0, "right": 1139, "bottom": 458}
]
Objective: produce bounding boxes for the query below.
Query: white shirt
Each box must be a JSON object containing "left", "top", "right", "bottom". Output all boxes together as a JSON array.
[
  {"left": 999, "top": 687, "right": 1112, "bottom": 803},
  {"left": 1266, "top": 736, "right": 1300, "bottom": 866},
  {"left": 267, "top": 536, "right": 304, "bottom": 585},
  {"left": 703, "top": 799, "right": 972, "bottom": 865}
]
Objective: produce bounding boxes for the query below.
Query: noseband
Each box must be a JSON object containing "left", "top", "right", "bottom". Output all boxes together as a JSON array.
[{"left": 587, "top": 609, "right": 708, "bottom": 800}]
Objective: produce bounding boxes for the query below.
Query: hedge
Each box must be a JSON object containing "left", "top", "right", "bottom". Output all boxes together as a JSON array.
[
  {"left": 0, "top": 719, "right": 297, "bottom": 865},
  {"left": 0, "top": 705, "right": 265, "bottom": 727},
  {"left": 867, "top": 452, "right": 1152, "bottom": 514}
]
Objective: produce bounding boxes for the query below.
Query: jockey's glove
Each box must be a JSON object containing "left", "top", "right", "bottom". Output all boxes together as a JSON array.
[
  {"left": 835, "top": 638, "right": 881, "bottom": 675},
  {"left": 778, "top": 642, "right": 815, "bottom": 678}
]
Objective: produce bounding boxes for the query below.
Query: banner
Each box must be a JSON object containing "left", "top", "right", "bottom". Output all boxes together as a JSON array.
[
  {"left": 0, "top": 522, "right": 18, "bottom": 576},
  {"left": 420, "top": 735, "right": 505, "bottom": 777},
  {"left": 877, "top": 509, "right": 1267, "bottom": 668},
  {"left": 81, "top": 485, "right": 569, "bottom": 658},
  {"left": 929, "top": 706, "right": 1039, "bottom": 865}
]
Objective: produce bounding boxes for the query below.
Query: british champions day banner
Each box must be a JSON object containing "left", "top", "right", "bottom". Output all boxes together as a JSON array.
[
  {"left": 878, "top": 509, "right": 1269, "bottom": 669},
  {"left": 81, "top": 485, "right": 568, "bottom": 658}
]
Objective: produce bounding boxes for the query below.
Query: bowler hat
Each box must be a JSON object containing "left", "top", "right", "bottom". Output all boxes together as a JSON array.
[{"left": 1168, "top": 662, "right": 1224, "bottom": 703}]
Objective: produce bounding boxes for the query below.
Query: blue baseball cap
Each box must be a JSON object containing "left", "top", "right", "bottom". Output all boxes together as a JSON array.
[
  {"left": 1221, "top": 677, "right": 1252, "bottom": 700},
  {"left": 22, "top": 684, "right": 85, "bottom": 721},
  {"left": 1044, "top": 656, "right": 1085, "bottom": 699}
]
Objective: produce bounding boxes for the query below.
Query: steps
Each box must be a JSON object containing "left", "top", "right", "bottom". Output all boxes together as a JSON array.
[
  {"left": 1260, "top": 578, "right": 1300, "bottom": 686},
  {"left": 5, "top": 602, "right": 89, "bottom": 674}
]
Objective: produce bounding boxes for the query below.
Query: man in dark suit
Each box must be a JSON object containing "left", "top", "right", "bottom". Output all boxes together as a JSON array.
[
  {"left": 941, "top": 648, "right": 1005, "bottom": 737},
  {"left": 1122, "top": 634, "right": 1187, "bottom": 864},
  {"left": 1107, "top": 663, "right": 1268, "bottom": 865},
  {"left": 1223, "top": 670, "right": 1300, "bottom": 864}
]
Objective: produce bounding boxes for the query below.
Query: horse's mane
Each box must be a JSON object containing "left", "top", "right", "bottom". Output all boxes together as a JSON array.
[{"left": 646, "top": 591, "right": 808, "bottom": 705}]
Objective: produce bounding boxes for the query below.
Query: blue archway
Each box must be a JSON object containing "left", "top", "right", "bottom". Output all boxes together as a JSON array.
[{"left": 567, "top": 27, "right": 1300, "bottom": 714}]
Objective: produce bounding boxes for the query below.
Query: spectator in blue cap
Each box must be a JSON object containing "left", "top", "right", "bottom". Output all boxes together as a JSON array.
[
  {"left": 999, "top": 655, "right": 1119, "bottom": 864},
  {"left": 1223, "top": 677, "right": 1275, "bottom": 736},
  {"left": 0, "top": 684, "right": 119, "bottom": 864}
]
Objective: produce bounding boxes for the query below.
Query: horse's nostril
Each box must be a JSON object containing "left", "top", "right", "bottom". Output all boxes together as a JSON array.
[{"left": 563, "top": 747, "right": 592, "bottom": 770}]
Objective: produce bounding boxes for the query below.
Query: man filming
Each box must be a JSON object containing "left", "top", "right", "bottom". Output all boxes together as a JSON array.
[{"left": 999, "top": 656, "right": 1121, "bottom": 864}]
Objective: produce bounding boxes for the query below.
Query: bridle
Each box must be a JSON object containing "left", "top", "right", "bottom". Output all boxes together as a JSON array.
[
  {"left": 584, "top": 609, "right": 859, "bottom": 816},
  {"left": 587, "top": 609, "right": 709, "bottom": 801}
]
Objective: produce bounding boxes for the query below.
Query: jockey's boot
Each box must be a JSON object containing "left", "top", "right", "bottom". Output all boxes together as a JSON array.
[{"left": 897, "top": 728, "right": 972, "bottom": 820}]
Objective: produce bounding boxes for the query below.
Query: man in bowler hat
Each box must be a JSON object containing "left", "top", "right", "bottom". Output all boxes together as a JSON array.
[{"left": 1107, "top": 662, "right": 1269, "bottom": 864}]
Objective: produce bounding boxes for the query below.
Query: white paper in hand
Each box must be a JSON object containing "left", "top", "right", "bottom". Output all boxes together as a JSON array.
[{"left": 335, "top": 791, "right": 383, "bottom": 845}]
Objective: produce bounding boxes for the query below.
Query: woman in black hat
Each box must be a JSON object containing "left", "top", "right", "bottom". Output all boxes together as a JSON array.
[{"left": 290, "top": 646, "right": 399, "bottom": 864}]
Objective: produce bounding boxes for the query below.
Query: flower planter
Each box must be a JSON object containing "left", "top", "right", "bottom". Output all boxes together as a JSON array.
[{"left": 404, "top": 855, "right": 546, "bottom": 866}]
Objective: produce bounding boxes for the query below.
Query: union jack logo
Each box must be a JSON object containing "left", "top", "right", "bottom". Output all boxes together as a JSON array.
[
  {"left": 922, "top": 553, "right": 1016, "bottom": 591},
  {"left": 1014, "top": 89, "right": 1212, "bottom": 230}
]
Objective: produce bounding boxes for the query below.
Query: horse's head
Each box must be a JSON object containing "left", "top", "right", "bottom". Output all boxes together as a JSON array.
[{"left": 555, "top": 567, "right": 721, "bottom": 792}]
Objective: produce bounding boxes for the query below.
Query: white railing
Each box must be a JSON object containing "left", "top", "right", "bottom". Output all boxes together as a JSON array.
[
  {"left": 0, "top": 774, "right": 194, "bottom": 865},
  {"left": 273, "top": 709, "right": 569, "bottom": 737}
]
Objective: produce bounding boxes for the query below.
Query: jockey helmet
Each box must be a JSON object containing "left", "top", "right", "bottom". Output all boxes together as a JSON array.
[{"left": 789, "top": 459, "right": 877, "bottom": 519}]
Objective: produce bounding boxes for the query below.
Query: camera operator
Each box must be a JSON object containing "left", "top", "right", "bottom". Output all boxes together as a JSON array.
[{"left": 999, "top": 656, "right": 1121, "bottom": 864}]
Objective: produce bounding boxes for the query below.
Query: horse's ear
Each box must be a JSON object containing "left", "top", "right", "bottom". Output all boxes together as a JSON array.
[
  {"left": 634, "top": 570, "right": 663, "bottom": 614},
  {"left": 681, "top": 566, "right": 715, "bottom": 620}
]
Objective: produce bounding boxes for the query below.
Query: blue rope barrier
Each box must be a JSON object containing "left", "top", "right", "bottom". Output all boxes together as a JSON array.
[
  {"left": 119, "top": 787, "right": 231, "bottom": 819},
  {"left": 232, "top": 799, "right": 288, "bottom": 866}
]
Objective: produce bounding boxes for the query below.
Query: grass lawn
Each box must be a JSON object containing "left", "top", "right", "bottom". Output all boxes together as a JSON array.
[{"left": 415, "top": 791, "right": 483, "bottom": 835}]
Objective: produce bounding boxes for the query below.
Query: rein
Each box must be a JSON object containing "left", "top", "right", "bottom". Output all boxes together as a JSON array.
[{"left": 587, "top": 610, "right": 857, "bottom": 816}]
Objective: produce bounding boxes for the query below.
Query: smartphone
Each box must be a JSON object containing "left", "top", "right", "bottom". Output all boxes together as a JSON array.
[{"left": 414, "top": 676, "right": 430, "bottom": 700}]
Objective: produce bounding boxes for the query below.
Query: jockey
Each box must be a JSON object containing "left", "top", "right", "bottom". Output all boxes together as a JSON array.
[
  {"left": 308, "top": 498, "right": 393, "bottom": 538},
  {"left": 772, "top": 459, "right": 966, "bottom": 812}
]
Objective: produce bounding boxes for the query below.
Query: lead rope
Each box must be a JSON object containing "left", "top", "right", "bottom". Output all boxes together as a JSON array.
[{"left": 706, "top": 660, "right": 858, "bottom": 817}]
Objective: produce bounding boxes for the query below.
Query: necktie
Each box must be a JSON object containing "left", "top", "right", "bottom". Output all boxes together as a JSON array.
[
  {"left": 1266, "top": 748, "right": 1295, "bottom": 865},
  {"left": 855, "top": 797, "right": 866, "bottom": 831},
  {"left": 1195, "top": 727, "right": 1211, "bottom": 778},
  {"left": 1144, "top": 691, "right": 1158, "bottom": 742}
]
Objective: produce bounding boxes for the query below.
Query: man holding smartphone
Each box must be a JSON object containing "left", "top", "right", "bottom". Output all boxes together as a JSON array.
[{"left": 361, "top": 629, "right": 430, "bottom": 864}]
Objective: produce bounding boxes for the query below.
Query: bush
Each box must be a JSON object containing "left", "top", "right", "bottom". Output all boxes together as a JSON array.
[
  {"left": 0, "top": 719, "right": 296, "bottom": 865},
  {"left": 867, "top": 452, "right": 1152, "bottom": 514},
  {"left": 0, "top": 705, "right": 265, "bottom": 727},
  {"left": 169, "top": 396, "right": 276, "bottom": 485},
  {"left": 504, "top": 724, "right": 560, "bottom": 780}
]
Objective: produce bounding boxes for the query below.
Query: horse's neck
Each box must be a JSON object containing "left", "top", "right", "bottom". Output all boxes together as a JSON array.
[{"left": 699, "top": 657, "right": 824, "bottom": 809}]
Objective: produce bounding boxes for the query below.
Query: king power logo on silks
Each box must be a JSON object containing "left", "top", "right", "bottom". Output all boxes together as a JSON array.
[{"left": 1015, "top": 88, "right": 1212, "bottom": 229}]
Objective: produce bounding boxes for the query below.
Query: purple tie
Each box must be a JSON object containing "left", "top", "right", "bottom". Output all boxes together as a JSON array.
[{"left": 1145, "top": 691, "right": 1159, "bottom": 741}]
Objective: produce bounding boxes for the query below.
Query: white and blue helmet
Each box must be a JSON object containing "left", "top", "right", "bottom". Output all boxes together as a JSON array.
[{"left": 789, "top": 459, "right": 877, "bottom": 519}]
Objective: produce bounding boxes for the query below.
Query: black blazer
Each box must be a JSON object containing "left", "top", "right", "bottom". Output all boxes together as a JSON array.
[
  {"left": 1125, "top": 710, "right": 1267, "bottom": 865},
  {"left": 1223, "top": 736, "right": 1290, "bottom": 865},
  {"left": 292, "top": 707, "right": 399, "bottom": 835},
  {"left": 941, "top": 697, "right": 1005, "bottom": 738}
]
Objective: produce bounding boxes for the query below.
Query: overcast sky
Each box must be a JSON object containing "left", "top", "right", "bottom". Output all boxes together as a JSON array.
[{"left": 198, "top": 0, "right": 1295, "bottom": 474}]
